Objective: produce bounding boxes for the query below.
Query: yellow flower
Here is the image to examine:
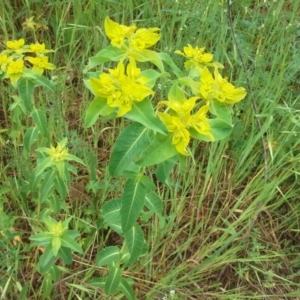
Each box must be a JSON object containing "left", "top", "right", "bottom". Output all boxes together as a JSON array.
[
  {"left": 29, "top": 42, "right": 53, "bottom": 54},
  {"left": 6, "top": 59, "right": 25, "bottom": 87},
  {"left": 187, "top": 105, "right": 214, "bottom": 140},
  {"left": 90, "top": 60, "right": 153, "bottom": 116},
  {"left": 199, "top": 67, "right": 216, "bottom": 101},
  {"left": 48, "top": 144, "right": 69, "bottom": 162},
  {"left": 160, "top": 97, "right": 198, "bottom": 120},
  {"left": 126, "top": 59, "right": 148, "bottom": 85},
  {"left": 25, "top": 56, "right": 56, "bottom": 75},
  {"left": 6, "top": 38, "right": 25, "bottom": 51},
  {"left": 90, "top": 73, "right": 117, "bottom": 98},
  {"left": 104, "top": 16, "right": 136, "bottom": 48},
  {"left": 175, "top": 44, "right": 223, "bottom": 75},
  {"left": 158, "top": 113, "right": 190, "bottom": 156},
  {"left": 115, "top": 76, "right": 153, "bottom": 116},
  {"left": 129, "top": 27, "right": 161, "bottom": 51},
  {"left": 213, "top": 68, "right": 247, "bottom": 104}
]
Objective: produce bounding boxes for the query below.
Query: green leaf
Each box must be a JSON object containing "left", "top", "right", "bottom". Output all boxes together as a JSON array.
[
  {"left": 96, "top": 246, "right": 120, "bottom": 266},
  {"left": 54, "top": 176, "right": 68, "bottom": 200},
  {"left": 35, "top": 157, "right": 54, "bottom": 176},
  {"left": 155, "top": 156, "right": 177, "bottom": 185},
  {"left": 140, "top": 69, "right": 165, "bottom": 88},
  {"left": 139, "top": 175, "right": 156, "bottom": 190},
  {"left": 125, "top": 99, "right": 167, "bottom": 135},
  {"left": 22, "top": 68, "right": 55, "bottom": 92},
  {"left": 119, "top": 278, "right": 135, "bottom": 300},
  {"left": 24, "top": 126, "right": 39, "bottom": 152},
  {"left": 60, "top": 232, "right": 83, "bottom": 254},
  {"left": 17, "top": 78, "right": 34, "bottom": 111},
  {"left": 120, "top": 179, "right": 146, "bottom": 233},
  {"left": 41, "top": 169, "right": 55, "bottom": 203},
  {"left": 168, "top": 83, "right": 185, "bottom": 103},
  {"left": 42, "top": 273, "right": 53, "bottom": 298},
  {"left": 144, "top": 191, "right": 163, "bottom": 215},
  {"left": 209, "top": 100, "right": 232, "bottom": 124},
  {"left": 132, "top": 49, "right": 164, "bottom": 72},
  {"left": 31, "top": 109, "right": 48, "bottom": 137},
  {"left": 89, "top": 277, "right": 106, "bottom": 288},
  {"left": 105, "top": 266, "right": 122, "bottom": 295},
  {"left": 58, "top": 247, "right": 72, "bottom": 265},
  {"left": 159, "top": 52, "right": 184, "bottom": 78},
  {"left": 29, "top": 233, "right": 53, "bottom": 246},
  {"left": 84, "top": 96, "right": 114, "bottom": 128},
  {"left": 136, "top": 133, "right": 177, "bottom": 166},
  {"left": 51, "top": 236, "right": 61, "bottom": 256},
  {"left": 102, "top": 198, "right": 123, "bottom": 235},
  {"left": 39, "top": 246, "right": 56, "bottom": 273},
  {"left": 190, "top": 119, "right": 233, "bottom": 141},
  {"left": 124, "top": 225, "right": 144, "bottom": 266},
  {"left": 109, "top": 122, "right": 150, "bottom": 177},
  {"left": 83, "top": 46, "right": 126, "bottom": 73}
]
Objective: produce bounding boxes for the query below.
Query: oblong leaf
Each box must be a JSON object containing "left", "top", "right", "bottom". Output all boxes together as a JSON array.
[
  {"left": 102, "top": 198, "right": 123, "bottom": 235},
  {"left": 105, "top": 266, "right": 122, "bottom": 295},
  {"left": 24, "top": 126, "right": 39, "bottom": 152},
  {"left": 17, "top": 78, "right": 34, "bottom": 111},
  {"left": 124, "top": 225, "right": 144, "bottom": 266},
  {"left": 155, "top": 156, "right": 177, "bottom": 185},
  {"left": 145, "top": 191, "right": 163, "bottom": 215},
  {"left": 31, "top": 109, "right": 48, "bottom": 137},
  {"left": 84, "top": 96, "right": 114, "bottom": 128},
  {"left": 96, "top": 246, "right": 120, "bottom": 266},
  {"left": 120, "top": 179, "right": 146, "bottom": 233},
  {"left": 125, "top": 99, "right": 167, "bottom": 135},
  {"left": 136, "top": 133, "right": 177, "bottom": 166},
  {"left": 109, "top": 122, "right": 151, "bottom": 177},
  {"left": 119, "top": 278, "right": 135, "bottom": 300}
]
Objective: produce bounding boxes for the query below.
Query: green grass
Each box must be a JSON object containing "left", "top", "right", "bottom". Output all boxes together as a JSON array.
[{"left": 1, "top": 0, "right": 300, "bottom": 299}]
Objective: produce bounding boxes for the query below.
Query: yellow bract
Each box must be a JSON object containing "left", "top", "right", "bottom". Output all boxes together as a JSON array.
[
  {"left": 90, "top": 59, "right": 153, "bottom": 116},
  {"left": 104, "top": 16, "right": 160, "bottom": 59},
  {"left": 6, "top": 39, "right": 25, "bottom": 50},
  {"left": 25, "top": 56, "right": 56, "bottom": 75},
  {"left": 158, "top": 94, "right": 213, "bottom": 156},
  {"left": 199, "top": 67, "right": 247, "bottom": 104},
  {"left": 49, "top": 144, "right": 69, "bottom": 162},
  {"left": 6, "top": 60, "right": 25, "bottom": 87},
  {"left": 104, "top": 17, "right": 136, "bottom": 48}
]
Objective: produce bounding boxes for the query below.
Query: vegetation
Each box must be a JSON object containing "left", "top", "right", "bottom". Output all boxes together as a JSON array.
[{"left": 1, "top": 0, "right": 300, "bottom": 299}]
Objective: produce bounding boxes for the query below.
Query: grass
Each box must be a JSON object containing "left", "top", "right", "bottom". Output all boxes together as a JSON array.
[{"left": 1, "top": 0, "right": 300, "bottom": 299}]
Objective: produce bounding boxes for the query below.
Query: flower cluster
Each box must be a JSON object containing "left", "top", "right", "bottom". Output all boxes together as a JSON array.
[
  {"left": 104, "top": 16, "right": 160, "bottom": 59},
  {"left": 158, "top": 89, "right": 212, "bottom": 156},
  {"left": 90, "top": 59, "right": 154, "bottom": 116},
  {"left": 86, "top": 17, "right": 247, "bottom": 157},
  {"left": 0, "top": 38, "right": 55, "bottom": 87},
  {"left": 157, "top": 45, "right": 247, "bottom": 155}
]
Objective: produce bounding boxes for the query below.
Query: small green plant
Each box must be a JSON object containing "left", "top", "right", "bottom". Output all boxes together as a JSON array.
[{"left": 83, "top": 17, "right": 247, "bottom": 298}]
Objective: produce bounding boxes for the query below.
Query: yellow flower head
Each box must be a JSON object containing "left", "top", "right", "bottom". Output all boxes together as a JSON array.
[
  {"left": 158, "top": 113, "right": 190, "bottom": 156},
  {"left": 90, "top": 59, "right": 153, "bottom": 117},
  {"left": 29, "top": 42, "right": 50, "bottom": 54},
  {"left": 187, "top": 105, "right": 214, "bottom": 140},
  {"left": 175, "top": 44, "right": 223, "bottom": 74},
  {"left": 213, "top": 68, "right": 247, "bottom": 104},
  {"left": 104, "top": 16, "right": 136, "bottom": 48},
  {"left": 25, "top": 56, "right": 56, "bottom": 75},
  {"left": 6, "top": 60, "right": 25, "bottom": 87},
  {"left": 49, "top": 144, "right": 69, "bottom": 162},
  {"left": 129, "top": 27, "right": 161, "bottom": 51},
  {"left": 6, "top": 38, "right": 25, "bottom": 50}
]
